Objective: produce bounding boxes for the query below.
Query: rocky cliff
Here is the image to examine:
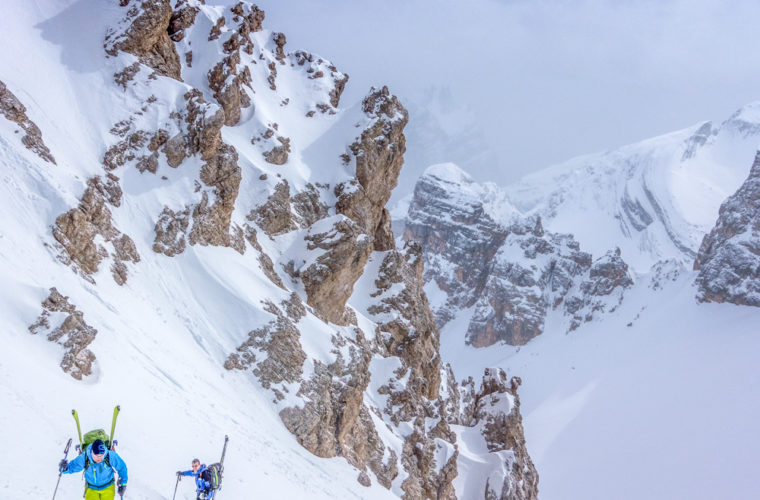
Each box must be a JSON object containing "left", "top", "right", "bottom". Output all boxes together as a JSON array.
[
  {"left": 695, "top": 151, "right": 760, "bottom": 306},
  {"left": 405, "top": 164, "right": 633, "bottom": 345},
  {"left": 8, "top": 1, "right": 537, "bottom": 498}
]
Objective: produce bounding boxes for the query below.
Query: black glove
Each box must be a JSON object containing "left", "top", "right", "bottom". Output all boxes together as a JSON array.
[
  {"left": 117, "top": 484, "right": 127, "bottom": 496},
  {"left": 58, "top": 459, "right": 68, "bottom": 472},
  {"left": 176, "top": 471, "right": 183, "bottom": 477}
]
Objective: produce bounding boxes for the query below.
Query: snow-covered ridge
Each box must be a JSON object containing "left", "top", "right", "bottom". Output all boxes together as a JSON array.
[{"left": 505, "top": 103, "right": 760, "bottom": 271}]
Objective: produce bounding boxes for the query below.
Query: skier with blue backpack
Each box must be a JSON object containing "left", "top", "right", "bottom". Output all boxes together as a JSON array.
[
  {"left": 59, "top": 439, "right": 128, "bottom": 499},
  {"left": 54, "top": 407, "right": 127, "bottom": 500},
  {"left": 177, "top": 459, "right": 216, "bottom": 499},
  {"left": 173, "top": 436, "right": 228, "bottom": 500}
]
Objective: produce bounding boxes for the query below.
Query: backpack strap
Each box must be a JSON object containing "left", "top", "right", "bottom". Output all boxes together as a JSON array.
[{"left": 83, "top": 452, "right": 112, "bottom": 470}]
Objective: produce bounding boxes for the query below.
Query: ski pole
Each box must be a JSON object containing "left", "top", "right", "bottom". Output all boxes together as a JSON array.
[
  {"left": 172, "top": 475, "right": 180, "bottom": 500},
  {"left": 52, "top": 438, "right": 72, "bottom": 500}
]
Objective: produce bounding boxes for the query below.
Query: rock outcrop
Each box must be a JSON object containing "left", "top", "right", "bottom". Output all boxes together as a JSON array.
[
  {"left": 0, "top": 80, "right": 56, "bottom": 163},
  {"left": 565, "top": 248, "right": 633, "bottom": 331},
  {"left": 28, "top": 288, "right": 98, "bottom": 380},
  {"left": 53, "top": 176, "right": 140, "bottom": 285},
  {"left": 459, "top": 369, "right": 539, "bottom": 500},
  {"left": 295, "top": 86, "right": 408, "bottom": 325},
  {"left": 105, "top": 0, "right": 182, "bottom": 80},
  {"left": 406, "top": 164, "right": 632, "bottom": 345},
  {"left": 695, "top": 151, "right": 760, "bottom": 306}
]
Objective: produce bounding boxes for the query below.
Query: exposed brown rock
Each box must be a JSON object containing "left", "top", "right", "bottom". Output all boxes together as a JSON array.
[
  {"left": 278, "top": 331, "right": 399, "bottom": 489},
  {"left": 28, "top": 288, "right": 97, "bottom": 380},
  {"left": 162, "top": 133, "right": 186, "bottom": 167},
  {"left": 0, "top": 80, "right": 56, "bottom": 163},
  {"left": 103, "top": 130, "right": 148, "bottom": 171},
  {"left": 462, "top": 368, "right": 539, "bottom": 500},
  {"left": 263, "top": 136, "right": 290, "bottom": 165},
  {"left": 250, "top": 181, "right": 297, "bottom": 236},
  {"left": 113, "top": 62, "right": 141, "bottom": 89},
  {"left": 338, "top": 86, "right": 408, "bottom": 243},
  {"left": 267, "top": 61, "right": 278, "bottom": 90},
  {"left": 168, "top": 4, "right": 198, "bottom": 42},
  {"left": 329, "top": 73, "right": 349, "bottom": 108},
  {"left": 292, "top": 184, "right": 329, "bottom": 228},
  {"left": 208, "top": 16, "right": 225, "bottom": 41},
  {"left": 373, "top": 208, "right": 395, "bottom": 251},
  {"left": 225, "top": 299, "right": 307, "bottom": 396},
  {"left": 189, "top": 144, "right": 242, "bottom": 248},
  {"left": 366, "top": 243, "right": 459, "bottom": 499},
  {"left": 231, "top": 2, "right": 265, "bottom": 33},
  {"left": 183, "top": 89, "right": 225, "bottom": 161},
  {"left": 244, "top": 225, "right": 286, "bottom": 288},
  {"left": 207, "top": 37, "right": 253, "bottom": 127},
  {"left": 300, "top": 217, "right": 373, "bottom": 325},
  {"left": 153, "top": 206, "right": 190, "bottom": 256},
  {"left": 272, "top": 32, "right": 286, "bottom": 61},
  {"left": 105, "top": 0, "right": 182, "bottom": 80},
  {"left": 53, "top": 177, "right": 139, "bottom": 284}
]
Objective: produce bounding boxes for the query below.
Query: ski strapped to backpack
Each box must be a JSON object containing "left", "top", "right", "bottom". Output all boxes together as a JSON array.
[
  {"left": 201, "top": 435, "right": 229, "bottom": 491},
  {"left": 71, "top": 406, "right": 121, "bottom": 469}
]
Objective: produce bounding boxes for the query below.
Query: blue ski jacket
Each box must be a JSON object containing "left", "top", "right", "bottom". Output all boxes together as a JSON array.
[
  {"left": 181, "top": 466, "right": 214, "bottom": 499},
  {"left": 65, "top": 444, "right": 128, "bottom": 490}
]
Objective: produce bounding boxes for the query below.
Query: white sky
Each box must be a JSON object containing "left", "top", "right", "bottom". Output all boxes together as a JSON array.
[{"left": 259, "top": 0, "right": 760, "bottom": 185}]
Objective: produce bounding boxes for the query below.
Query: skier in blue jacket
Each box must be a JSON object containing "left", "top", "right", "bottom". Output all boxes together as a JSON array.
[
  {"left": 59, "top": 439, "right": 128, "bottom": 499},
  {"left": 177, "top": 459, "right": 215, "bottom": 499}
]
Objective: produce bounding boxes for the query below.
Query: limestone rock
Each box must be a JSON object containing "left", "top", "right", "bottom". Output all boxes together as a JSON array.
[
  {"left": 695, "top": 151, "right": 760, "bottom": 306},
  {"left": 0, "top": 80, "right": 56, "bottom": 163},
  {"left": 53, "top": 176, "right": 140, "bottom": 284},
  {"left": 250, "top": 180, "right": 297, "bottom": 237},
  {"left": 226, "top": 298, "right": 307, "bottom": 397},
  {"left": 292, "top": 184, "right": 329, "bottom": 228},
  {"left": 105, "top": 0, "right": 182, "bottom": 80},
  {"left": 334, "top": 86, "right": 407, "bottom": 253},
  {"left": 28, "top": 288, "right": 98, "bottom": 380},
  {"left": 566, "top": 248, "right": 633, "bottom": 331},
  {"left": 189, "top": 143, "right": 242, "bottom": 249},
  {"left": 183, "top": 89, "right": 225, "bottom": 161},
  {"left": 300, "top": 216, "right": 373, "bottom": 325},
  {"left": 263, "top": 136, "right": 291, "bottom": 165},
  {"left": 406, "top": 164, "right": 633, "bottom": 344},
  {"left": 153, "top": 206, "right": 190, "bottom": 256},
  {"left": 167, "top": 4, "right": 199, "bottom": 42},
  {"left": 462, "top": 368, "right": 539, "bottom": 500}
]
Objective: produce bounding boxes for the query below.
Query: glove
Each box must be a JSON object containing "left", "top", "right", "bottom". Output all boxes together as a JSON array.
[
  {"left": 176, "top": 471, "right": 183, "bottom": 477},
  {"left": 118, "top": 484, "right": 127, "bottom": 496},
  {"left": 58, "top": 459, "right": 68, "bottom": 472}
]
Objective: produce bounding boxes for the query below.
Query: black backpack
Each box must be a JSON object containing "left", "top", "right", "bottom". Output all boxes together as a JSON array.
[{"left": 201, "top": 463, "right": 223, "bottom": 490}]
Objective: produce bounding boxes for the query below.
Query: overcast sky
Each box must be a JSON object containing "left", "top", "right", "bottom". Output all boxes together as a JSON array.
[{"left": 259, "top": 0, "right": 760, "bottom": 184}]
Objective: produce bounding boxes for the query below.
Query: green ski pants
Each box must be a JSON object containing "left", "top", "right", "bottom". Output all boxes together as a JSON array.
[{"left": 85, "top": 483, "right": 115, "bottom": 500}]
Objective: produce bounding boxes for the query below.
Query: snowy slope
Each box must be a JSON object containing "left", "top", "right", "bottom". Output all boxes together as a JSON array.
[
  {"left": 506, "top": 106, "right": 760, "bottom": 271},
  {"left": 0, "top": 2, "right": 393, "bottom": 499},
  {"left": 440, "top": 267, "right": 760, "bottom": 500},
  {"left": 0, "top": 1, "right": 538, "bottom": 499},
  {"left": 403, "top": 103, "right": 760, "bottom": 498}
]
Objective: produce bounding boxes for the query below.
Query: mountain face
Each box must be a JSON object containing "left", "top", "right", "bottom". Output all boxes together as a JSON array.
[
  {"left": 0, "top": 1, "right": 537, "bottom": 498},
  {"left": 695, "top": 152, "right": 760, "bottom": 306},
  {"left": 404, "top": 164, "right": 633, "bottom": 346},
  {"left": 504, "top": 104, "right": 760, "bottom": 272}
]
